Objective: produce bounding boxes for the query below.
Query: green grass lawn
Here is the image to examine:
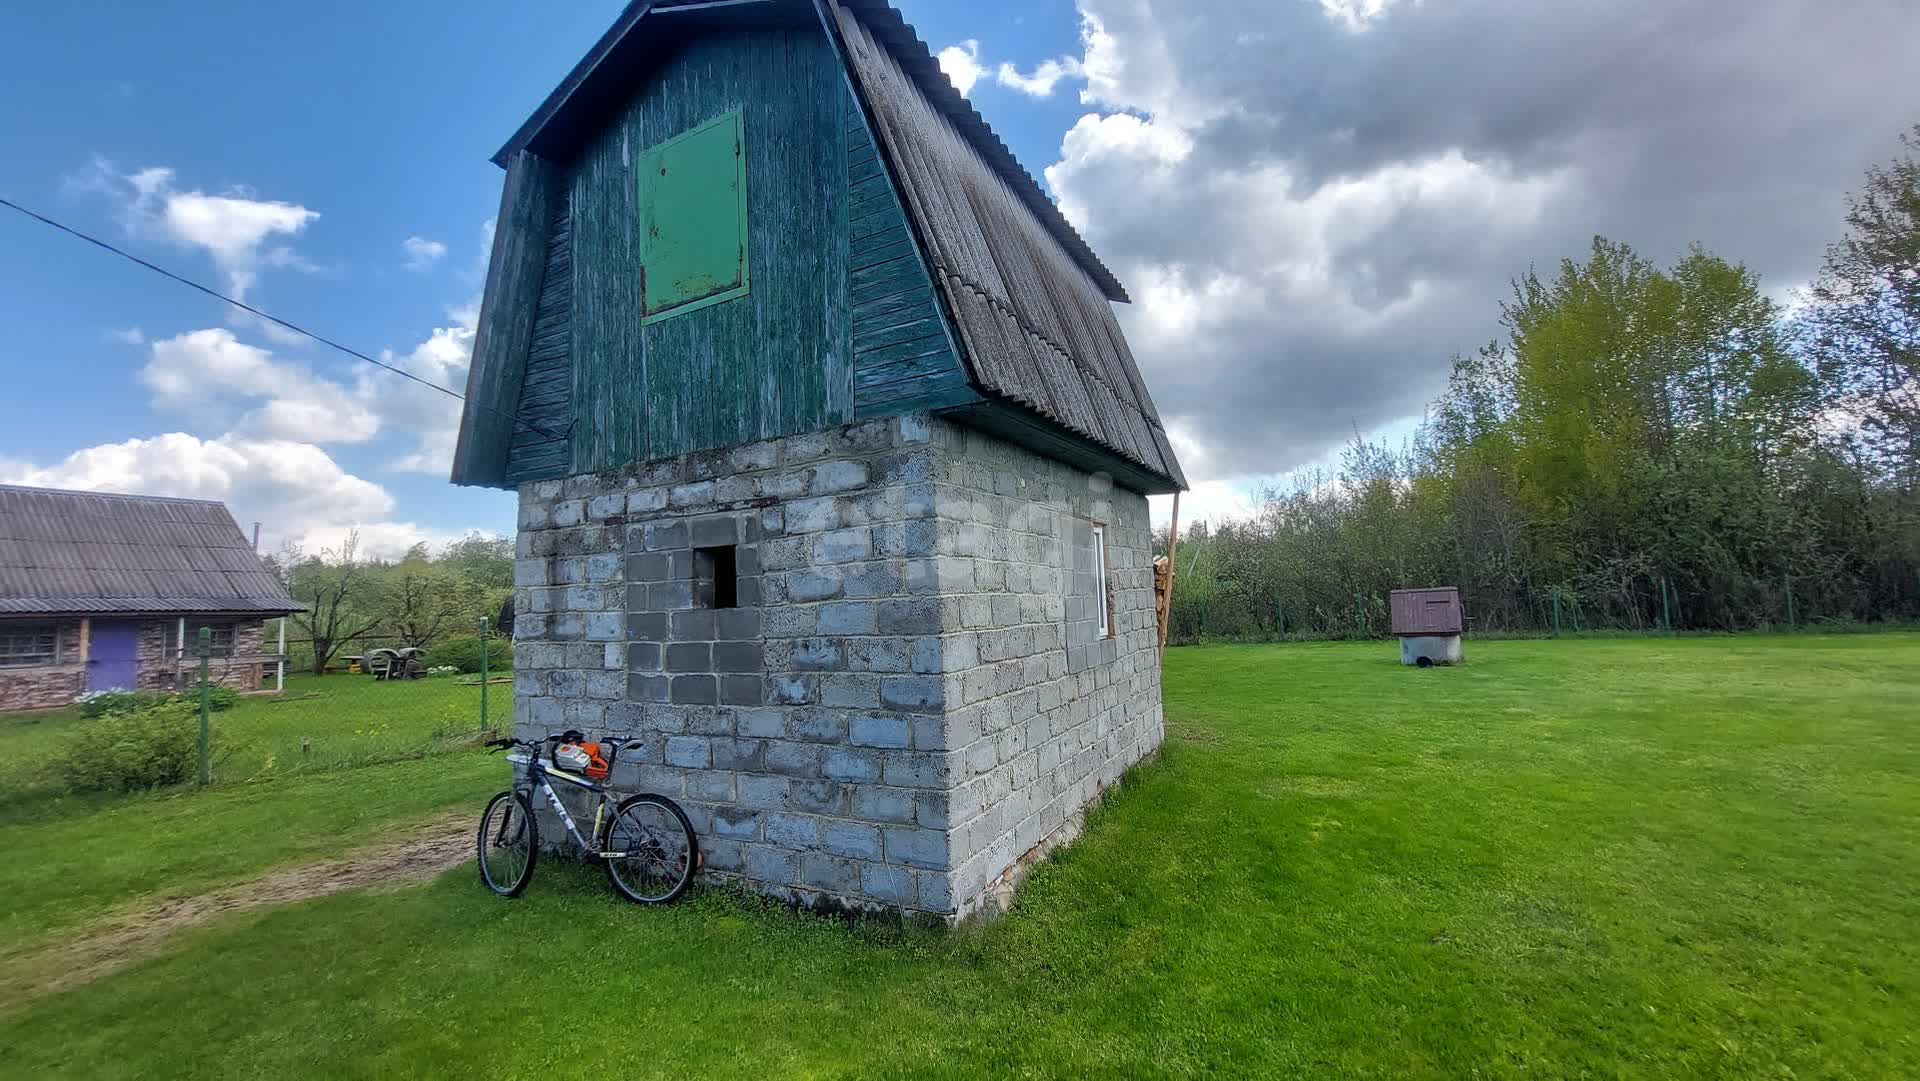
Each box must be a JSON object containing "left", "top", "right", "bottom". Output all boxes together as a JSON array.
[
  {"left": 0, "top": 672, "right": 505, "bottom": 817},
  {"left": 3, "top": 635, "right": 1916, "bottom": 1078}
]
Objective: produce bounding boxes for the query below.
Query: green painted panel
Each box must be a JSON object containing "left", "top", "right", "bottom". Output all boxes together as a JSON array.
[
  {"left": 565, "top": 29, "right": 851, "bottom": 471},
  {"left": 638, "top": 111, "right": 749, "bottom": 323}
]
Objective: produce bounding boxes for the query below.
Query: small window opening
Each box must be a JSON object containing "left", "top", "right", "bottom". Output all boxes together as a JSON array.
[
  {"left": 1092, "top": 525, "right": 1112, "bottom": 639},
  {"left": 694, "top": 545, "right": 738, "bottom": 609}
]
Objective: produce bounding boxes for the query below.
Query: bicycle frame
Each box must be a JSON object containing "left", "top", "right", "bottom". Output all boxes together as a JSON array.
[{"left": 505, "top": 752, "right": 630, "bottom": 859}]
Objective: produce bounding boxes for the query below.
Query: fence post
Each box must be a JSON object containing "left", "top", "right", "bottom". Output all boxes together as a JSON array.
[
  {"left": 1784, "top": 574, "right": 1796, "bottom": 629},
  {"left": 478, "top": 616, "right": 491, "bottom": 733},
  {"left": 195, "top": 626, "right": 212, "bottom": 786}
]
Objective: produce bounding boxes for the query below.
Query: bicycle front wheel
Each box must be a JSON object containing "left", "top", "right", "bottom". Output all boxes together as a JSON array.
[
  {"left": 477, "top": 790, "right": 538, "bottom": 897},
  {"left": 603, "top": 794, "right": 698, "bottom": 904}
]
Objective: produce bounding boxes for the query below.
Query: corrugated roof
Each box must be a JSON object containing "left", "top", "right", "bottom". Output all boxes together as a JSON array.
[
  {"left": 0, "top": 485, "right": 301, "bottom": 616},
  {"left": 831, "top": 1, "right": 1186, "bottom": 488}
]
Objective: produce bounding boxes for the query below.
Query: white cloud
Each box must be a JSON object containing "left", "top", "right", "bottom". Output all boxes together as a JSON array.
[
  {"left": 402, "top": 235, "right": 448, "bottom": 271},
  {"left": 0, "top": 433, "right": 396, "bottom": 554},
  {"left": 996, "top": 56, "right": 1085, "bottom": 97},
  {"left": 80, "top": 160, "right": 320, "bottom": 301},
  {"left": 937, "top": 40, "right": 985, "bottom": 96},
  {"left": 107, "top": 327, "right": 144, "bottom": 345},
  {"left": 367, "top": 302, "right": 477, "bottom": 474},
  {"left": 139, "top": 328, "right": 381, "bottom": 445},
  {"left": 1317, "top": 0, "right": 1402, "bottom": 32},
  {"left": 1149, "top": 480, "right": 1259, "bottom": 533},
  {"left": 291, "top": 522, "right": 486, "bottom": 563}
]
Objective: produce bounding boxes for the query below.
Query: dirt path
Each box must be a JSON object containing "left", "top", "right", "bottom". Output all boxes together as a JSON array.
[{"left": 1, "top": 809, "right": 473, "bottom": 1011}]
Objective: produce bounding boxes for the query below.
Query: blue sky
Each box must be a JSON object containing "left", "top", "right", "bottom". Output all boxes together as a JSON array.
[{"left": 2, "top": 0, "right": 1901, "bottom": 552}]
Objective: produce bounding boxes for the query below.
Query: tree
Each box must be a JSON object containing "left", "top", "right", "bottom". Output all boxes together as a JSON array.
[
  {"left": 376, "top": 563, "right": 478, "bottom": 650},
  {"left": 1803, "top": 125, "right": 1920, "bottom": 487},
  {"left": 438, "top": 532, "right": 515, "bottom": 590},
  {"left": 287, "top": 532, "right": 383, "bottom": 676}
]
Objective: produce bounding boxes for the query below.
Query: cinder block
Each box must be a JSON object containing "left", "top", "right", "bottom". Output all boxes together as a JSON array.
[
  {"left": 668, "top": 675, "right": 717, "bottom": 705},
  {"left": 849, "top": 715, "right": 911, "bottom": 749},
  {"left": 665, "top": 736, "right": 710, "bottom": 768},
  {"left": 766, "top": 813, "right": 820, "bottom": 847}
]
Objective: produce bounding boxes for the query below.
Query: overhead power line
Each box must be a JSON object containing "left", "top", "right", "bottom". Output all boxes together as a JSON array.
[{"left": 0, "top": 195, "right": 567, "bottom": 444}]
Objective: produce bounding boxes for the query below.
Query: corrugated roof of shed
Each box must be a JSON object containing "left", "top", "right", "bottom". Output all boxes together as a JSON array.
[{"left": 0, "top": 485, "right": 301, "bottom": 616}]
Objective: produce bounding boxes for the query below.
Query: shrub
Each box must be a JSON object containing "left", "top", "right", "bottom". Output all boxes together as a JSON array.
[
  {"left": 76, "top": 690, "right": 171, "bottom": 718},
  {"left": 423, "top": 635, "right": 511, "bottom": 674},
  {"left": 77, "top": 684, "right": 239, "bottom": 718},
  {"left": 187, "top": 682, "right": 242, "bottom": 713},
  {"left": 57, "top": 701, "right": 202, "bottom": 792}
]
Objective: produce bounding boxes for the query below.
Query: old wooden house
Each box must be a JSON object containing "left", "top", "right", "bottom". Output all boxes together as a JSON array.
[
  {"left": 453, "top": 0, "right": 1186, "bottom": 920},
  {"left": 0, "top": 485, "right": 300, "bottom": 713}
]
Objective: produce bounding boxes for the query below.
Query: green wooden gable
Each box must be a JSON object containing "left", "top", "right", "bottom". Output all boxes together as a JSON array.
[{"left": 452, "top": 0, "right": 1185, "bottom": 496}]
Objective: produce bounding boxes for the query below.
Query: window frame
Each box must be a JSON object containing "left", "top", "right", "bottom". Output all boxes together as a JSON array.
[
  {"left": 0, "top": 622, "right": 62, "bottom": 667},
  {"left": 169, "top": 621, "right": 237, "bottom": 658},
  {"left": 1091, "top": 524, "right": 1113, "bottom": 640}
]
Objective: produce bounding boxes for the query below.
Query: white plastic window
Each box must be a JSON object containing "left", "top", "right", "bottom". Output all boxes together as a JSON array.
[{"left": 1092, "top": 525, "right": 1111, "bottom": 639}]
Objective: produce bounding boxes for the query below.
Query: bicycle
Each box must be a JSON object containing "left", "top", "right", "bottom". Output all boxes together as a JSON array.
[{"left": 477, "top": 731, "right": 699, "bottom": 904}]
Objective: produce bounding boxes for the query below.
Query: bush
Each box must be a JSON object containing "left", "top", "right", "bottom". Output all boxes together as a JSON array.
[
  {"left": 76, "top": 690, "right": 171, "bottom": 718},
  {"left": 423, "top": 636, "right": 511, "bottom": 674},
  {"left": 188, "top": 682, "right": 242, "bottom": 713},
  {"left": 77, "top": 684, "right": 239, "bottom": 718},
  {"left": 57, "top": 701, "right": 202, "bottom": 792}
]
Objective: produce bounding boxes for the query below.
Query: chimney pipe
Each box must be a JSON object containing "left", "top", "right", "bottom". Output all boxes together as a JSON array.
[{"left": 252, "top": 522, "right": 261, "bottom": 552}]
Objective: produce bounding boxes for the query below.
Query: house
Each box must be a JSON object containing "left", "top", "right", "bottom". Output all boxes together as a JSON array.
[
  {"left": 452, "top": 0, "right": 1187, "bottom": 921},
  {"left": 0, "top": 485, "right": 301, "bottom": 713}
]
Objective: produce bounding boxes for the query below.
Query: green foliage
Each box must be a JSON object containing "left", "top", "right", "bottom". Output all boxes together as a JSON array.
[
  {"left": 1170, "top": 227, "right": 1918, "bottom": 641},
  {"left": 75, "top": 691, "right": 171, "bottom": 719},
  {"left": 1802, "top": 123, "right": 1920, "bottom": 484},
  {"left": 191, "top": 683, "right": 241, "bottom": 713},
  {"left": 54, "top": 702, "right": 200, "bottom": 792},
  {"left": 76, "top": 685, "right": 237, "bottom": 720},
  {"left": 422, "top": 635, "right": 511, "bottom": 674}
]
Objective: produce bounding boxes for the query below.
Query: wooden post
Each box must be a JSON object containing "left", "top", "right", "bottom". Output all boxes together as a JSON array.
[
  {"left": 276, "top": 616, "right": 287, "bottom": 693},
  {"left": 1158, "top": 491, "right": 1181, "bottom": 652},
  {"left": 77, "top": 616, "right": 91, "bottom": 667}
]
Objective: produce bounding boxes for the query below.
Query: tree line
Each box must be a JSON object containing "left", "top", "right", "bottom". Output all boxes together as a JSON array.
[
  {"left": 1165, "top": 126, "right": 1920, "bottom": 642},
  {"left": 265, "top": 531, "right": 513, "bottom": 674}
]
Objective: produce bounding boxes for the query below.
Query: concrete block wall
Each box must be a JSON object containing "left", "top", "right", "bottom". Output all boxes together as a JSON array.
[
  {"left": 511, "top": 412, "right": 1163, "bottom": 920},
  {"left": 928, "top": 424, "right": 1163, "bottom": 921}
]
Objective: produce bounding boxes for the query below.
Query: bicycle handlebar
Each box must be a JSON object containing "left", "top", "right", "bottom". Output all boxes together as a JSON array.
[{"left": 486, "top": 733, "right": 637, "bottom": 766}]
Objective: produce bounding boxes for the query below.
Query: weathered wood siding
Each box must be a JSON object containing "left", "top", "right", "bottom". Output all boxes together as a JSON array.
[
  {"left": 505, "top": 193, "right": 574, "bottom": 483},
  {"left": 466, "top": 24, "right": 998, "bottom": 487},
  {"left": 453, "top": 151, "right": 559, "bottom": 485},
  {"left": 846, "top": 100, "right": 974, "bottom": 418},
  {"left": 566, "top": 29, "right": 851, "bottom": 473}
]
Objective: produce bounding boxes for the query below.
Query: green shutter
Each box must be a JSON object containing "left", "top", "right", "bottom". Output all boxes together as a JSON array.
[{"left": 638, "top": 110, "right": 750, "bottom": 323}]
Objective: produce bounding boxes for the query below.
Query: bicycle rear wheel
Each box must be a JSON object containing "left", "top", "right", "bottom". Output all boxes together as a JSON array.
[
  {"left": 477, "top": 791, "right": 538, "bottom": 897},
  {"left": 603, "top": 794, "right": 697, "bottom": 904}
]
